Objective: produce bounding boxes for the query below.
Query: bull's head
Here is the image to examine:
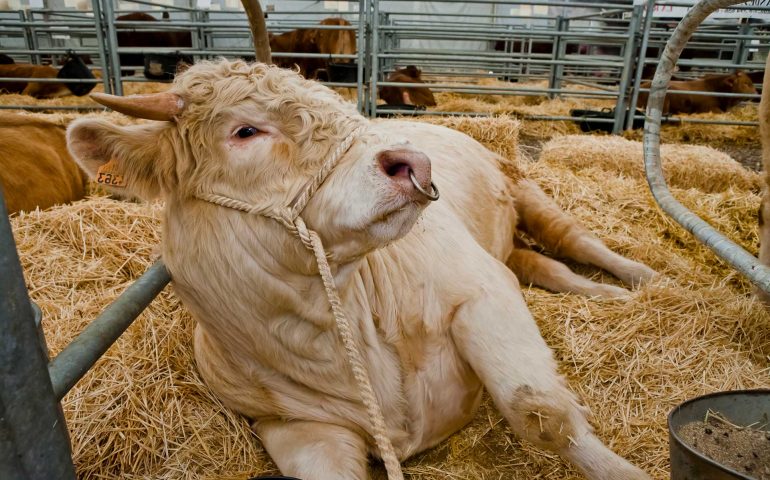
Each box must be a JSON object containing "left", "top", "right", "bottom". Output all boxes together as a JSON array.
[{"left": 67, "top": 60, "right": 435, "bottom": 264}]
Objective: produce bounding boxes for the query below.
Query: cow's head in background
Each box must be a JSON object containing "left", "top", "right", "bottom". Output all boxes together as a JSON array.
[
  {"left": 717, "top": 70, "right": 758, "bottom": 96},
  {"left": 380, "top": 65, "right": 437, "bottom": 107},
  {"left": 67, "top": 60, "right": 434, "bottom": 263},
  {"left": 317, "top": 17, "right": 356, "bottom": 63}
]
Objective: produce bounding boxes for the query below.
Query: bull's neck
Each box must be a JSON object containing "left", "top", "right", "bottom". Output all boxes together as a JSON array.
[{"left": 163, "top": 197, "right": 368, "bottom": 332}]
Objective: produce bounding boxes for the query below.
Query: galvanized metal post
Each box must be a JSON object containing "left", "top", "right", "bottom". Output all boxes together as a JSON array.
[
  {"left": 191, "top": 8, "right": 204, "bottom": 64},
  {"left": 0, "top": 187, "right": 77, "bottom": 480},
  {"left": 100, "top": 0, "right": 124, "bottom": 96},
  {"left": 369, "top": 0, "right": 380, "bottom": 117},
  {"left": 200, "top": 10, "right": 211, "bottom": 62},
  {"left": 626, "top": 0, "right": 655, "bottom": 131},
  {"left": 91, "top": 0, "right": 113, "bottom": 94},
  {"left": 612, "top": 3, "right": 642, "bottom": 134},
  {"left": 548, "top": 16, "right": 566, "bottom": 98},
  {"left": 22, "top": 10, "right": 41, "bottom": 64},
  {"left": 643, "top": 0, "right": 770, "bottom": 295},
  {"left": 356, "top": 0, "right": 368, "bottom": 114},
  {"left": 733, "top": 20, "right": 751, "bottom": 66}
]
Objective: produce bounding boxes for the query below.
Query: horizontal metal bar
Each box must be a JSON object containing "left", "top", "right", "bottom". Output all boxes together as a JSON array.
[
  {"left": 636, "top": 88, "right": 760, "bottom": 99},
  {"left": 0, "top": 77, "right": 101, "bottom": 84},
  {"left": 0, "top": 49, "right": 104, "bottom": 55},
  {"left": 110, "top": 48, "right": 357, "bottom": 59},
  {"left": 0, "top": 105, "right": 103, "bottom": 110},
  {"left": 48, "top": 260, "right": 171, "bottom": 401},
  {"left": 378, "top": 0, "right": 632, "bottom": 8},
  {"left": 630, "top": 113, "right": 758, "bottom": 127},
  {"left": 656, "top": 0, "right": 770, "bottom": 10},
  {"left": 374, "top": 81, "right": 618, "bottom": 97}
]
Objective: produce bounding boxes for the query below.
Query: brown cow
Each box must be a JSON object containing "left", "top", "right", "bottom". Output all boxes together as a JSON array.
[
  {"left": 0, "top": 113, "right": 86, "bottom": 214},
  {"left": 379, "top": 65, "right": 436, "bottom": 107},
  {"left": 269, "top": 17, "right": 356, "bottom": 79},
  {"left": 0, "top": 64, "right": 70, "bottom": 98},
  {"left": 0, "top": 53, "right": 95, "bottom": 98},
  {"left": 637, "top": 71, "right": 757, "bottom": 114},
  {"left": 115, "top": 12, "right": 193, "bottom": 71}
]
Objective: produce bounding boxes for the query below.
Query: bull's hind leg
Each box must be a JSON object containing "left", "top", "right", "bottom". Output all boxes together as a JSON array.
[
  {"left": 254, "top": 419, "right": 369, "bottom": 480},
  {"left": 512, "top": 179, "right": 657, "bottom": 288},
  {"left": 507, "top": 247, "right": 630, "bottom": 298},
  {"left": 450, "top": 265, "right": 649, "bottom": 480}
]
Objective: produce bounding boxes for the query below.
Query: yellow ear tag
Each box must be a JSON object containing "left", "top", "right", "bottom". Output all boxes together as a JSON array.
[{"left": 96, "top": 158, "right": 126, "bottom": 188}]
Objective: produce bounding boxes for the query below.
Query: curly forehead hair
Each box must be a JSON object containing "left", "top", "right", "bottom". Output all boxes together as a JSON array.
[{"left": 169, "top": 59, "right": 363, "bottom": 138}]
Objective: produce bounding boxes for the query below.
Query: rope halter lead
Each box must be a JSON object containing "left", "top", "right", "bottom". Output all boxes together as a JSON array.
[{"left": 195, "top": 125, "right": 438, "bottom": 480}]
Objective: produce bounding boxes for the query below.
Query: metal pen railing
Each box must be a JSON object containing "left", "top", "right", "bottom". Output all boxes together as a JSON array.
[{"left": 1, "top": 0, "right": 767, "bottom": 133}]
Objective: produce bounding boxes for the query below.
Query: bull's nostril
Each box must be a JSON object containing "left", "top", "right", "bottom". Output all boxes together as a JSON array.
[{"left": 385, "top": 162, "right": 411, "bottom": 178}]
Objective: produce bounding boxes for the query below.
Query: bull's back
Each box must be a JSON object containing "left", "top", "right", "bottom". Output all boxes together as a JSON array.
[
  {"left": 372, "top": 120, "right": 518, "bottom": 261},
  {"left": 0, "top": 114, "right": 86, "bottom": 214}
]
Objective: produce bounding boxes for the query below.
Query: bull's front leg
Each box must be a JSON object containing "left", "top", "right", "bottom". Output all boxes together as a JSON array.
[
  {"left": 450, "top": 263, "right": 650, "bottom": 480},
  {"left": 253, "top": 419, "right": 370, "bottom": 480}
]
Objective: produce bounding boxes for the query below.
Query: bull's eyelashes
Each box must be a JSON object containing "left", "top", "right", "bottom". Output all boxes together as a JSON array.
[
  {"left": 230, "top": 124, "right": 268, "bottom": 141},
  {"left": 236, "top": 126, "right": 262, "bottom": 139}
]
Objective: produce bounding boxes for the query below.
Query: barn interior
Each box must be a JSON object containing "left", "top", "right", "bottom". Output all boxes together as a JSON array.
[{"left": 2, "top": 0, "right": 770, "bottom": 479}]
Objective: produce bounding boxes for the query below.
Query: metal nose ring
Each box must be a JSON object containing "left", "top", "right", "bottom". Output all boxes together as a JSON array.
[{"left": 408, "top": 169, "right": 440, "bottom": 201}]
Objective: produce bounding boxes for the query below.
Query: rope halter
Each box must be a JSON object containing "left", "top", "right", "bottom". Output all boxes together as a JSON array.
[{"left": 195, "top": 124, "right": 406, "bottom": 480}]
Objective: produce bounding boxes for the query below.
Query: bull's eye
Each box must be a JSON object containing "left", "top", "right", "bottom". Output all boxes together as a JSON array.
[{"left": 236, "top": 126, "right": 260, "bottom": 139}]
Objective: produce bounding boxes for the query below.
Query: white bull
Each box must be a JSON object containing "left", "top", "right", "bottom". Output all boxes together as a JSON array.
[{"left": 67, "top": 59, "right": 655, "bottom": 480}]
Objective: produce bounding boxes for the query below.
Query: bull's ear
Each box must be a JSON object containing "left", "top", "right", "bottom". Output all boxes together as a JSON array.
[
  {"left": 724, "top": 76, "right": 736, "bottom": 88},
  {"left": 67, "top": 117, "right": 175, "bottom": 200}
]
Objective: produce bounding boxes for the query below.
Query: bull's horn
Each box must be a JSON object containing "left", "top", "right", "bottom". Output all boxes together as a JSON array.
[{"left": 90, "top": 92, "right": 185, "bottom": 121}]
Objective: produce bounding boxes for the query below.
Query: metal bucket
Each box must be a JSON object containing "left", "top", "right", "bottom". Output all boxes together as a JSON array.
[
  {"left": 327, "top": 62, "right": 358, "bottom": 83},
  {"left": 669, "top": 389, "right": 770, "bottom": 480},
  {"left": 377, "top": 104, "right": 425, "bottom": 118}
]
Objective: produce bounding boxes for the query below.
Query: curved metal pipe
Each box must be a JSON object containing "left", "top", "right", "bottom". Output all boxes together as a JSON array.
[{"left": 643, "top": 0, "right": 770, "bottom": 294}]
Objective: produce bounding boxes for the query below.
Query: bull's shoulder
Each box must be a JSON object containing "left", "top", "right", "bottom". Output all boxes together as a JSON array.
[{"left": 371, "top": 119, "right": 470, "bottom": 139}]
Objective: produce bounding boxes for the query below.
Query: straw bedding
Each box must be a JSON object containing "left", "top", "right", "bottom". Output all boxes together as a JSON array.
[
  {"left": 539, "top": 134, "right": 762, "bottom": 194},
  {"left": 9, "top": 113, "right": 770, "bottom": 479},
  {"left": 425, "top": 78, "right": 760, "bottom": 144},
  {"left": 430, "top": 79, "right": 617, "bottom": 138}
]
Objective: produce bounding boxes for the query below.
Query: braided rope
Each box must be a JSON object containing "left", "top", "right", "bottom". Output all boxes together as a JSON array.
[
  {"left": 295, "top": 218, "right": 404, "bottom": 480},
  {"left": 288, "top": 125, "right": 367, "bottom": 221},
  {"left": 194, "top": 128, "right": 404, "bottom": 480}
]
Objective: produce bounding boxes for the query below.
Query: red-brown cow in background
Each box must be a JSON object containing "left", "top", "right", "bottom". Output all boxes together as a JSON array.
[
  {"left": 115, "top": 12, "right": 193, "bottom": 71},
  {"left": 0, "top": 113, "right": 87, "bottom": 214},
  {"left": 0, "top": 64, "right": 65, "bottom": 98},
  {"left": 0, "top": 52, "right": 95, "bottom": 98},
  {"left": 637, "top": 71, "right": 757, "bottom": 114},
  {"left": 269, "top": 17, "right": 356, "bottom": 79},
  {"left": 379, "top": 65, "right": 436, "bottom": 107}
]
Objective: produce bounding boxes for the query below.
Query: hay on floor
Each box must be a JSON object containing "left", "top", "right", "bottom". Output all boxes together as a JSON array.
[
  {"left": 540, "top": 134, "right": 761, "bottom": 194},
  {"left": 623, "top": 103, "right": 759, "bottom": 148},
  {"left": 9, "top": 114, "right": 770, "bottom": 480},
  {"left": 430, "top": 80, "right": 617, "bottom": 139}
]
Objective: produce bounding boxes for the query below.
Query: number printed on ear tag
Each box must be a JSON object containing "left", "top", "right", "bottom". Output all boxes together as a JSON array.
[{"left": 96, "top": 158, "right": 126, "bottom": 187}]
